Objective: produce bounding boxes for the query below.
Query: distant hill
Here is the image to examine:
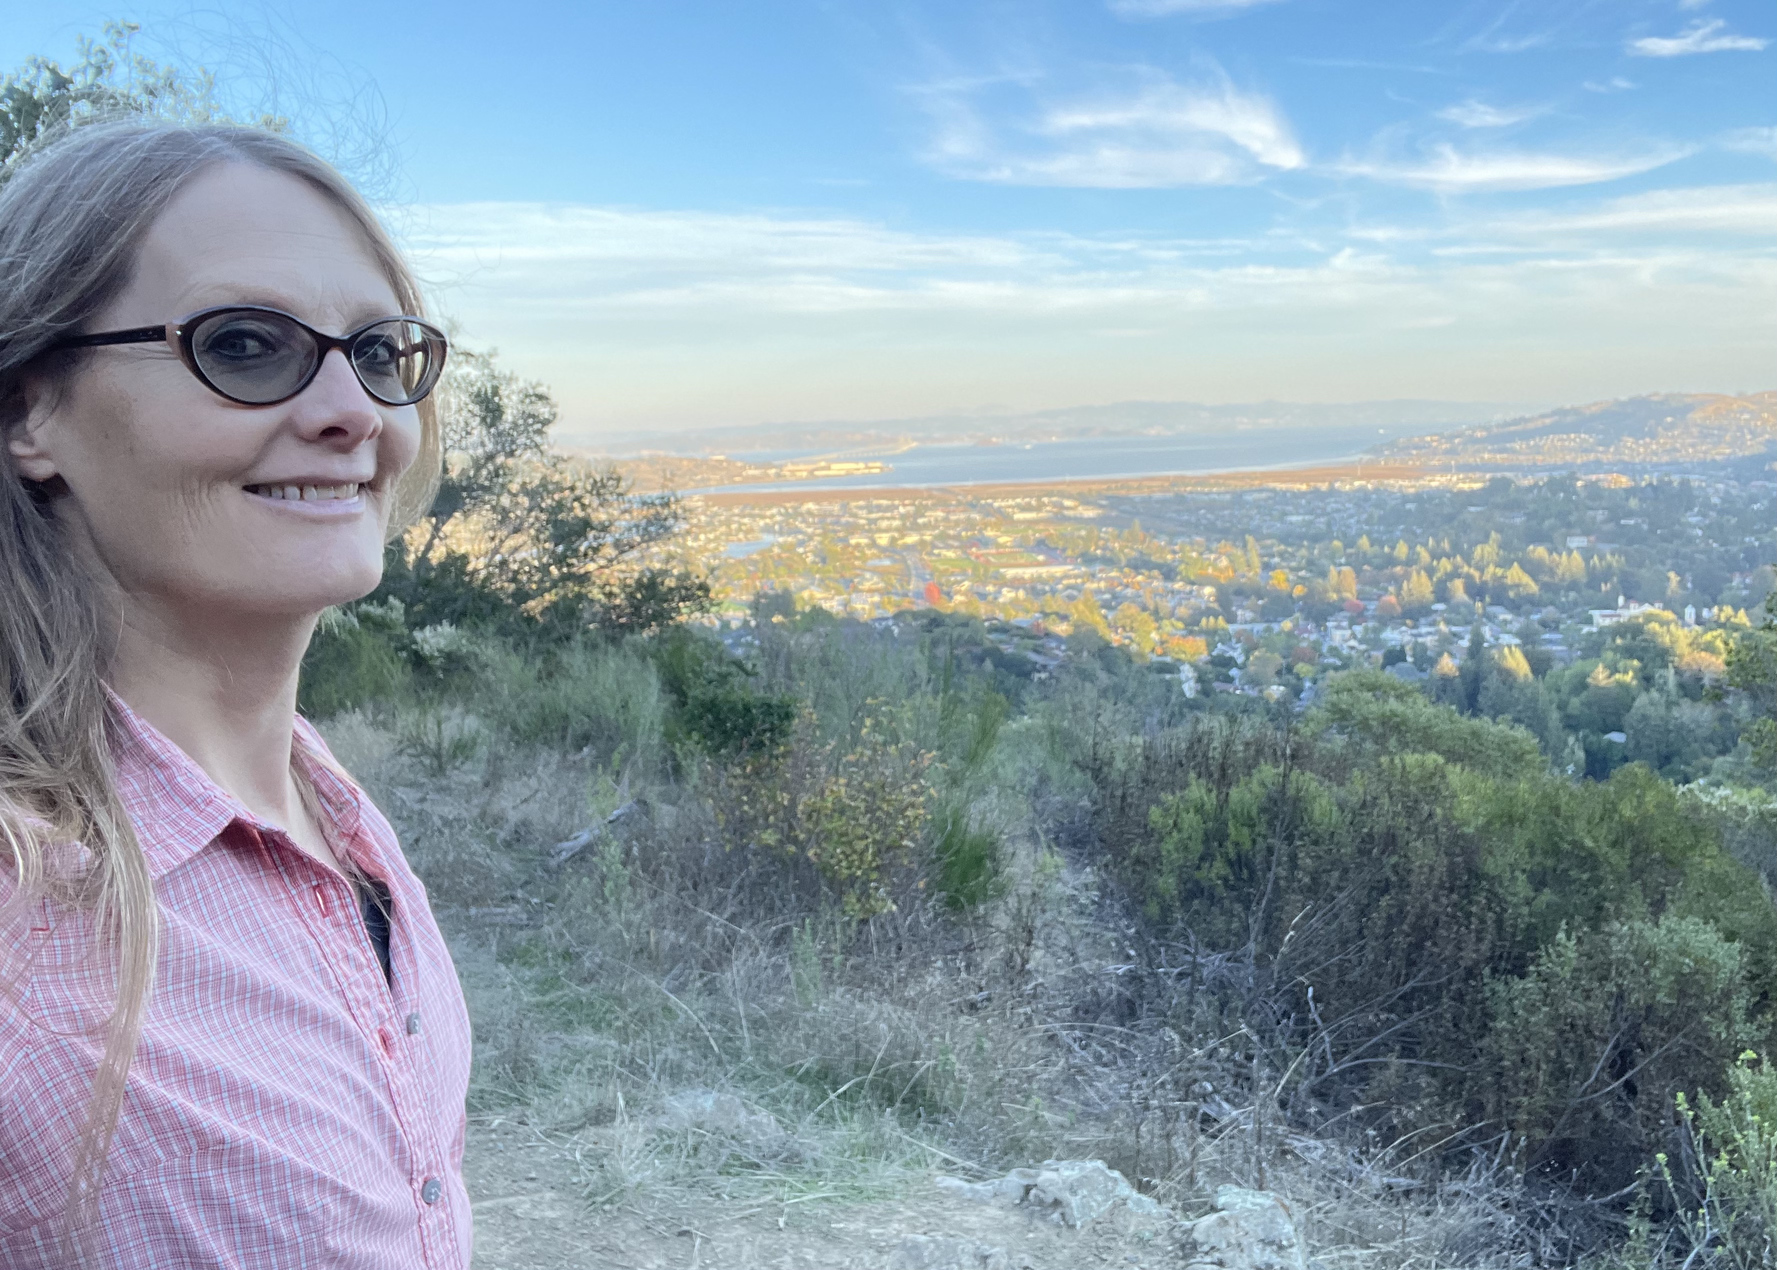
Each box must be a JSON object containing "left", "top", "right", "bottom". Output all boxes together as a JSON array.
[
  {"left": 1374, "top": 392, "right": 1777, "bottom": 471},
  {"left": 566, "top": 398, "right": 1534, "bottom": 457}
]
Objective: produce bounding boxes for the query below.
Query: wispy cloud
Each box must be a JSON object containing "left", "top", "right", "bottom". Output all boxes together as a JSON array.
[
  {"left": 917, "top": 67, "right": 1304, "bottom": 188},
  {"left": 1436, "top": 99, "right": 1547, "bottom": 128},
  {"left": 1476, "top": 184, "right": 1777, "bottom": 238},
  {"left": 399, "top": 200, "right": 1777, "bottom": 429},
  {"left": 1723, "top": 127, "right": 1777, "bottom": 159},
  {"left": 1108, "top": 0, "right": 1283, "bottom": 16},
  {"left": 1629, "top": 19, "right": 1769, "bottom": 56},
  {"left": 1582, "top": 77, "right": 1636, "bottom": 93},
  {"left": 1343, "top": 144, "right": 1690, "bottom": 192}
]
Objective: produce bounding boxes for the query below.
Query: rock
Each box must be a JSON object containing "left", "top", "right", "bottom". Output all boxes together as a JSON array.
[
  {"left": 935, "top": 1174, "right": 1030, "bottom": 1209},
  {"left": 887, "top": 1235, "right": 1010, "bottom": 1269},
  {"left": 550, "top": 800, "right": 644, "bottom": 866},
  {"left": 937, "top": 1159, "right": 1162, "bottom": 1230},
  {"left": 549, "top": 827, "right": 599, "bottom": 866},
  {"left": 655, "top": 1090, "right": 779, "bottom": 1140},
  {"left": 1183, "top": 1187, "right": 1307, "bottom": 1270}
]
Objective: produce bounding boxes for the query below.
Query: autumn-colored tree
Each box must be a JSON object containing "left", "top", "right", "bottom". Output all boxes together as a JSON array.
[
  {"left": 1495, "top": 645, "right": 1534, "bottom": 683},
  {"left": 1401, "top": 569, "right": 1435, "bottom": 612}
]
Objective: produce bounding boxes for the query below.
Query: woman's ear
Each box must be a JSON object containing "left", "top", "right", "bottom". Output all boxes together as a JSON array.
[{"left": 7, "top": 377, "right": 63, "bottom": 483}]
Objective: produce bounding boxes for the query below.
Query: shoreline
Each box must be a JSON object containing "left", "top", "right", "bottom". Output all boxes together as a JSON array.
[{"left": 688, "top": 459, "right": 1435, "bottom": 506}]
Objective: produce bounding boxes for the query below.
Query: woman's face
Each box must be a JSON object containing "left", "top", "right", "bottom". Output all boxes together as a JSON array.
[{"left": 8, "top": 162, "right": 422, "bottom": 628}]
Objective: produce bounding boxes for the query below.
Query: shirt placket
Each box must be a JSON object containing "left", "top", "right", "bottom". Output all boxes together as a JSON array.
[{"left": 251, "top": 824, "right": 462, "bottom": 1268}]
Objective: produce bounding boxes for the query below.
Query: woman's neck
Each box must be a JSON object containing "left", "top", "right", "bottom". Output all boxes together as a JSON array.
[{"left": 106, "top": 597, "right": 318, "bottom": 834}]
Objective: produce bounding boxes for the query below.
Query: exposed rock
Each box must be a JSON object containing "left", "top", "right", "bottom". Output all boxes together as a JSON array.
[
  {"left": 550, "top": 800, "right": 644, "bottom": 866},
  {"left": 1183, "top": 1186, "right": 1307, "bottom": 1270},
  {"left": 655, "top": 1089, "right": 779, "bottom": 1140},
  {"left": 937, "top": 1159, "right": 1162, "bottom": 1230},
  {"left": 887, "top": 1234, "right": 1012, "bottom": 1269}
]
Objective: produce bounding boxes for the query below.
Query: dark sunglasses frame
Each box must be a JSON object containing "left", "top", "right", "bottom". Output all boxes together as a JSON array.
[{"left": 49, "top": 305, "right": 449, "bottom": 407}]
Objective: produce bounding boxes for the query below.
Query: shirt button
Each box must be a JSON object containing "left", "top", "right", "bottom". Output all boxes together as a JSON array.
[
  {"left": 420, "top": 1178, "right": 442, "bottom": 1205},
  {"left": 312, "top": 884, "right": 331, "bottom": 917},
  {"left": 406, "top": 1013, "right": 422, "bottom": 1035}
]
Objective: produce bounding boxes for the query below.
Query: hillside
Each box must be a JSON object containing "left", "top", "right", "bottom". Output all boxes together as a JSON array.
[{"left": 1375, "top": 391, "right": 1777, "bottom": 471}]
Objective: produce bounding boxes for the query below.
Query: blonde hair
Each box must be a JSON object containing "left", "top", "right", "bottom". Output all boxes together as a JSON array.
[{"left": 0, "top": 121, "right": 441, "bottom": 1251}]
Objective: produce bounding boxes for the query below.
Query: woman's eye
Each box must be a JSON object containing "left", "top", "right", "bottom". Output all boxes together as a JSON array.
[
  {"left": 355, "top": 334, "right": 400, "bottom": 368},
  {"left": 204, "top": 322, "right": 286, "bottom": 361}
]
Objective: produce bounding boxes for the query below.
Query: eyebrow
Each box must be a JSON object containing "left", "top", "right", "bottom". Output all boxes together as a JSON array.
[{"left": 178, "top": 288, "right": 402, "bottom": 332}]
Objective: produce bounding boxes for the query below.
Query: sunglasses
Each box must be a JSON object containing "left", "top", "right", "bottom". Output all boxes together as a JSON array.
[{"left": 50, "top": 305, "right": 449, "bottom": 408}]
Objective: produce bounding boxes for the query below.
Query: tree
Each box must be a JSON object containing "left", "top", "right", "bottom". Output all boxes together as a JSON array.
[
  {"left": 1460, "top": 623, "right": 1487, "bottom": 713},
  {"left": 1494, "top": 644, "right": 1533, "bottom": 683},
  {"left": 377, "top": 349, "right": 708, "bottom": 640},
  {"left": 1112, "top": 601, "right": 1159, "bottom": 651},
  {"left": 1071, "top": 588, "right": 1113, "bottom": 640},
  {"left": 1728, "top": 619, "right": 1777, "bottom": 770},
  {"left": 2, "top": 23, "right": 272, "bottom": 178},
  {"left": 1401, "top": 568, "right": 1435, "bottom": 612},
  {"left": 1503, "top": 562, "right": 1540, "bottom": 599}
]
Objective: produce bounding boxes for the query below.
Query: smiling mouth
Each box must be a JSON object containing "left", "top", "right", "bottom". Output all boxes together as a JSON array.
[{"left": 244, "top": 482, "right": 366, "bottom": 503}]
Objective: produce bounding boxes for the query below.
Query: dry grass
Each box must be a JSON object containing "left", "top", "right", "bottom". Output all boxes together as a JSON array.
[{"left": 323, "top": 706, "right": 1560, "bottom": 1269}]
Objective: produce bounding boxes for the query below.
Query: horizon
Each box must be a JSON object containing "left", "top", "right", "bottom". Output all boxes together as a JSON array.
[{"left": 6, "top": 1, "right": 1775, "bottom": 435}]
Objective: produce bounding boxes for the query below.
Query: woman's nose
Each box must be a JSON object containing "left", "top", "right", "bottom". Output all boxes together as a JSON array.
[{"left": 289, "top": 349, "right": 384, "bottom": 448}]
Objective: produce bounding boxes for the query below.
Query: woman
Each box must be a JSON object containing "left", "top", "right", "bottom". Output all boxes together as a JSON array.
[{"left": 0, "top": 122, "right": 472, "bottom": 1268}]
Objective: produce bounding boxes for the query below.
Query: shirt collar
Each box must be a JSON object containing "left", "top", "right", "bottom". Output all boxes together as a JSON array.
[
  {"left": 106, "top": 692, "right": 247, "bottom": 880},
  {"left": 106, "top": 693, "right": 372, "bottom": 882}
]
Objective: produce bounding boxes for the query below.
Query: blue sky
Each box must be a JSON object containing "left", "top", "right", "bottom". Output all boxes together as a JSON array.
[{"left": 5, "top": 1, "right": 1774, "bottom": 437}]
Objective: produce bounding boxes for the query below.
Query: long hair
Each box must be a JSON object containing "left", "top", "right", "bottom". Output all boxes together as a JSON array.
[{"left": 0, "top": 121, "right": 441, "bottom": 1249}]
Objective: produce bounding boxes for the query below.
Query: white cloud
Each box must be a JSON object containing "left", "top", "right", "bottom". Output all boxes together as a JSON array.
[
  {"left": 1108, "top": 0, "right": 1282, "bottom": 15},
  {"left": 1629, "top": 19, "right": 1769, "bottom": 57},
  {"left": 1476, "top": 184, "right": 1777, "bottom": 237},
  {"left": 395, "top": 200, "right": 1777, "bottom": 432},
  {"left": 1582, "top": 77, "right": 1637, "bottom": 93},
  {"left": 1436, "top": 99, "right": 1546, "bottom": 128},
  {"left": 919, "top": 69, "right": 1304, "bottom": 188},
  {"left": 1723, "top": 127, "right": 1777, "bottom": 159},
  {"left": 1343, "top": 144, "right": 1689, "bottom": 192}
]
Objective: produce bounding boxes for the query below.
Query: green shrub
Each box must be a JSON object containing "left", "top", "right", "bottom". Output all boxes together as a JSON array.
[
  {"left": 299, "top": 601, "right": 411, "bottom": 717},
  {"left": 931, "top": 808, "right": 1003, "bottom": 911},
  {"left": 652, "top": 627, "right": 797, "bottom": 757},
  {"left": 1087, "top": 675, "right": 1777, "bottom": 1189},
  {"left": 718, "top": 712, "right": 933, "bottom": 919},
  {"left": 1310, "top": 669, "right": 1546, "bottom": 779},
  {"left": 1669, "top": 1052, "right": 1777, "bottom": 1268},
  {"left": 1483, "top": 916, "right": 1758, "bottom": 1188}
]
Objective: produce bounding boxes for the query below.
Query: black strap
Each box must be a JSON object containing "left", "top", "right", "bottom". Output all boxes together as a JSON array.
[{"left": 356, "top": 879, "right": 394, "bottom": 987}]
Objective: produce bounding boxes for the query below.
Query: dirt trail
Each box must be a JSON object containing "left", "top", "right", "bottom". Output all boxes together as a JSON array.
[{"left": 467, "top": 1122, "right": 1185, "bottom": 1270}]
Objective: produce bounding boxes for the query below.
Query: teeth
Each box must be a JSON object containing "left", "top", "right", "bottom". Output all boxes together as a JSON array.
[{"left": 247, "top": 483, "right": 362, "bottom": 502}]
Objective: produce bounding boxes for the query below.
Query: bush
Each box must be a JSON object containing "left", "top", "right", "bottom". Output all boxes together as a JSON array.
[
  {"left": 1673, "top": 1052, "right": 1777, "bottom": 1268},
  {"left": 1484, "top": 916, "right": 1758, "bottom": 1188},
  {"left": 1084, "top": 672, "right": 1777, "bottom": 1189},
  {"left": 299, "top": 601, "right": 411, "bottom": 717},
  {"left": 931, "top": 808, "right": 1003, "bottom": 911},
  {"left": 652, "top": 627, "right": 797, "bottom": 757},
  {"left": 717, "top": 711, "right": 933, "bottom": 919}
]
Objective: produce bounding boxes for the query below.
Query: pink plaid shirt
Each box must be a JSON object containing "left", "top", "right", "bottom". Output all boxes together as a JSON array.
[{"left": 0, "top": 699, "right": 473, "bottom": 1268}]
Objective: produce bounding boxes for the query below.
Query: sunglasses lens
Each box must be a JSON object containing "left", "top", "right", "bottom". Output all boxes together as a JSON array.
[
  {"left": 351, "top": 319, "right": 445, "bottom": 406},
  {"left": 189, "top": 311, "right": 319, "bottom": 404}
]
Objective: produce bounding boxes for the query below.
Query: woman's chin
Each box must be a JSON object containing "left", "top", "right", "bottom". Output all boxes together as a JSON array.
[{"left": 214, "top": 568, "right": 386, "bottom": 621}]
